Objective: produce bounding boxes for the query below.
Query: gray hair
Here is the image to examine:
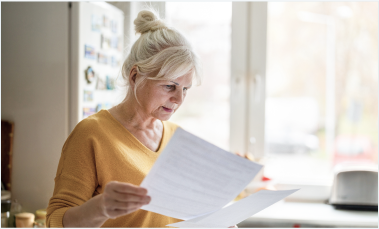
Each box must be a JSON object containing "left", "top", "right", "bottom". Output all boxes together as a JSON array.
[{"left": 122, "top": 9, "right": 202, "bottom": 102}]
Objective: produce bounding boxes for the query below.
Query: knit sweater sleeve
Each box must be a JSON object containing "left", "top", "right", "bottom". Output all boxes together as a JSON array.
[{"left": 46, "top": 119, "right": 99, "bottom": 227}]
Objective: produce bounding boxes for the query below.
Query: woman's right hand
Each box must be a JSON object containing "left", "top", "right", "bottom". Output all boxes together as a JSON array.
[
  {"left": 98, "top": 181, "right": 151, "bottom": 219},
  {"left": 62, "top": 181, "right": 150, "bottom": 227}
]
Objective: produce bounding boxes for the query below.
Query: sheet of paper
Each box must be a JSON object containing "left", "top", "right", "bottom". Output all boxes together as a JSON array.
[
  {"left": 140, "top": 127, "right": 263, "bottom": 220},
  {"left": 167, "top": 189, "right": 299, "bottom": 228}
]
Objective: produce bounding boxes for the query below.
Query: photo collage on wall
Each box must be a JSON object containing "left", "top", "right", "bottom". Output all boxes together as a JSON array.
[{"left": 83, "top": 11, "right": 123, "bottom": 118}]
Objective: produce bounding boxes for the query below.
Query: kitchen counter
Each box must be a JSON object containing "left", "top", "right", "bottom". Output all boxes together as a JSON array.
[{"left": 238, "top": 201, "right": 378, "bottom": 228}]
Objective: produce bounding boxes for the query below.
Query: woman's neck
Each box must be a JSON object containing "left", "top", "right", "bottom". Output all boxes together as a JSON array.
[
  {"left": 112, "top": 97, "right": 159, "bottom": 131},
  {"left": 108, "top": 97, "right": 164, "bottom": 152}
]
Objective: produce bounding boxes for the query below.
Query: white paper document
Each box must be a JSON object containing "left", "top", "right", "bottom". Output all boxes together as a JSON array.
[
  {"left": 167, "top": 189, "right": 299, "bottom": 228},
  {"left": 140, "top": 127, "right": 299, "bottom": 227},
  {"left": 140, "top": 127, "right": 263, "bottom": 220}
]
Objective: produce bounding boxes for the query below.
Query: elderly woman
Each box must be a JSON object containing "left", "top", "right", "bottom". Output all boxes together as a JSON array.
[{"left": 46, "top": 9, "right": 201, "bottom": 227}]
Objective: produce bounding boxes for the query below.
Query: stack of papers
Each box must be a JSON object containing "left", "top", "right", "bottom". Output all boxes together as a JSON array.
[{"left": 140, "top": 128, "right": 298, "bottom": 228}]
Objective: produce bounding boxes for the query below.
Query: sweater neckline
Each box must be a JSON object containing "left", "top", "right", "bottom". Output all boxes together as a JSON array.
[{"left": 102, "top": 109, "right": 166, "bottom": 155}]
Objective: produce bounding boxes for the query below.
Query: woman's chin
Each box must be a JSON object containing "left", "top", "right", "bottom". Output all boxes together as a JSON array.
[
  {"left": 158, "top": 114, "right": 172, "bottom": 121},
  {"left": 153, "top": 112, "right": 173, "bottom": 121}
]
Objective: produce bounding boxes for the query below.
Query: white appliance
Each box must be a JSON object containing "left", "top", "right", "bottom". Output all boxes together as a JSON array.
[
  {"left": 70, "top": 2, "right": 125, "bottom": 131},
  {"left": 2, "top": 2, "right": 127, "bottom": 213},
  {"left": 329, "top": 164, "right": 378, "bottom": 211}
]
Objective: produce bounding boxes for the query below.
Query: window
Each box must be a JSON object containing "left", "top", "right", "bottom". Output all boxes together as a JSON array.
[
  {"left": 166, "top": 2, "right": 232, "bottom": 151},
  {"left": 264, "top": 2, "right": 378, "bottom": 184},
  {"left": 166, "top": 2, "right": 378, "bottom": 197}
]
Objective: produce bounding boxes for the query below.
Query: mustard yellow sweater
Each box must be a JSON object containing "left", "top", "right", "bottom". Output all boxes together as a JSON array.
[{"left": 46, "top": 110, "right": 182, "bottom": 227}]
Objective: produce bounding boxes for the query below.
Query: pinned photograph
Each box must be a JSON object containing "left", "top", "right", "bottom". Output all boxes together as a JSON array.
[
  {"left": 97, "top": 53, "right": 108, "bottom": 64},
  {"left": 106, "top": 75, "right": 115, "bottom": 90},
  {"left": 111, "top": 36, "right": 118, "bottom": 49},
  {"left": 83, "top": 90, "right": 94, "bottom": 102},
  {"left": 111, "top": 20, "right": 117, "bottom": 33},
  {"left": 91, "top": 15, "right": 102, "bottom": 32},
  {"left": 96, "top": 76, "right": 106, "bottom": 90},
  {"left": 84, "top": 45, "right": 96, "bottom": 60},
  {"left": 84, "top": 66, "right": 96, "bottom": 84},
  {"left": 96, "top": 102, "right": 112, "bottom": 112},
  {"left": 103, "top": 15, "right": 110, "bottom": 28},
  {"left": 101, "top": 34, "right": 110, "bottom": 50},
  {"left": 83, "top": 107, "right": 96, "bottom": 118}
]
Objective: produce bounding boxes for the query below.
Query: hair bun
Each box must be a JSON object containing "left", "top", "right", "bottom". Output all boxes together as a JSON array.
[{"left": 134, "top": 10, "right": 166, "bottom": 34}]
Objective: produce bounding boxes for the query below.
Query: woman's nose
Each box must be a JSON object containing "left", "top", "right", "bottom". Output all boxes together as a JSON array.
[{"left": 171, "top": 89, "right": 184, "bottom": 104}]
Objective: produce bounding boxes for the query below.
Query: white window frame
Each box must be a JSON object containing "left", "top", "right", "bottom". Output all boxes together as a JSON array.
[
  {"left": 230, "top": 2, "right": 267, "bottom": 160},
  {"left": 231, "top": 2, "right": 332, "bottom": 202}
]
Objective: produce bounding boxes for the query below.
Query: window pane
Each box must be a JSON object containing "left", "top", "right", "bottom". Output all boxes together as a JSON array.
[
  {"left": 166, "top": 2, "right": 232, "bottom": 151},
  {"left": 264, "top": 2, "right": 378, "bottom": 182}
]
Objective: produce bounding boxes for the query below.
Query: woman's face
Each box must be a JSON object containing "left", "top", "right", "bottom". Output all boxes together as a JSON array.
[{"left": 135, "top": 72, "right": 193, "bottom": 121}]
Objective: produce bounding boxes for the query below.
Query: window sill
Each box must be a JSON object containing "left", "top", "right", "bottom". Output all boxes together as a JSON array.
[
  {"left": 238, "top": 200, "right": 378, "bottom": 228},
  {"left": 273, "top": 181, "right": 332, "bottom": 203}
]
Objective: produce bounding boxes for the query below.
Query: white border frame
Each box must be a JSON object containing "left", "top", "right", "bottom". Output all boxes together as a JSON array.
[{"left": 230, "top": 2, "right": 267, "bottom": 159}]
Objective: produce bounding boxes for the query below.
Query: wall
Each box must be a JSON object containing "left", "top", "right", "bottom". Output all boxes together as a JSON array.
[
  {"left": 0, "top": 1, "right": 166, "bottom": 214},
  {"left": 1, "top": 3, "right": 69, "bottom": 212}
]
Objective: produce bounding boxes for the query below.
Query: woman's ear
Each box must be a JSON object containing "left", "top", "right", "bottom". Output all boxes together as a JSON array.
[{"left": 129, "top": 66, "right": 138, "bottom": 89}]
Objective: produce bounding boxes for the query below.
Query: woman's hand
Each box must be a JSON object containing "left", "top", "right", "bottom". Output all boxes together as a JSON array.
[
  {"left": 62, "top": 181, "right": 150, "bottom": 227},
  {"left": 99, "top": 181, "right": 151, "bottom": 219}
]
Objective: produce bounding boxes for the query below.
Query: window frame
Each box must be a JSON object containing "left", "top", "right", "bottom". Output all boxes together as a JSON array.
[
  {"left": 230, "top": 2, "right": 267, "bottom": 160},
  {"left": 231, "top": 2, "right": 332, "bottom": 202}
]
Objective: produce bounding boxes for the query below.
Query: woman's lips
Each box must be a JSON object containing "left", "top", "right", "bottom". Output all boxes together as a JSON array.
[{"left": 162, "top": 106, "right": 173, "bottom": 113}]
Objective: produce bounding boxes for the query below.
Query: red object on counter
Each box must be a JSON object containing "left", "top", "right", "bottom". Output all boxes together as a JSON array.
[{"left": 262, "top": 176, "right": 271, "bottom": 181}]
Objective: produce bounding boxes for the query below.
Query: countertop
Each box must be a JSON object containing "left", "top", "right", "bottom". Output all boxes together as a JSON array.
[{"left": 238, "top": 201, "right": 378, "bottom": 227}]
